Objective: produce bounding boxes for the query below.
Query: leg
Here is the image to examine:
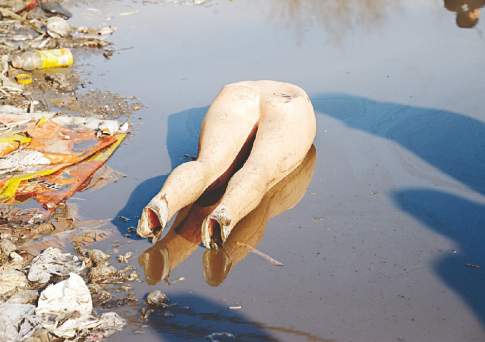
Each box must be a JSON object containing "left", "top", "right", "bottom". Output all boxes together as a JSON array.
[
  {"left": 137, "top": 83, "right": 261, "bottom": 238},
  {"left": 201, "top": 83, "right": 316, "bottom": 248}
]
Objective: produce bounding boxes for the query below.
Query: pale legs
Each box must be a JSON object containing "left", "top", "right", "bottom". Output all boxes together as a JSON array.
[
  {"left": 201, "top": 81, "right": 316, "bottom": 248},
  {"left": 137, "top": 81, "right": 316, "bottom": 248},
  {"left": 137, "top": 84, "right": 260, "bottom": 239}
]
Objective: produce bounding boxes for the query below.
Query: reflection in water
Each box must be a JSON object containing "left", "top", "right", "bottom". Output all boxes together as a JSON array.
[
  {"left": 444, "top": 0, "right": 485, "bottom": 28},
  {"left": 204, "top": 145, "right": 316, "bottom": 286},
  {"left": 139, "top": 146, "right": 316, "bottom": 285},
  {"left": 269, "top": 0, "right": 399, "bottom": 41}
]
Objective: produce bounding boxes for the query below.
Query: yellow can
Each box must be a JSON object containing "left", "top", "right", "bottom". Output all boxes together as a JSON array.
[{"left": 15, "top": 73, "right": 33, "bottom": 85}]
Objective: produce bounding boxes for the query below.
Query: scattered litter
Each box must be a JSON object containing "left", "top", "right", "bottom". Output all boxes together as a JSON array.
[
  {"left": 36, "top": 273, "right": 126, "bottom": 339},
  {"left": 206, "top": 332, "right": 236, "bottom": 342},
  {"left": 117, "top": 251, "right": 133, "bottom": 263},
  {"left": 12, "top": 48, "right": 74, "bottom": 71},
  {"left": 236, "top": 242, "right": 285, "bottom": 267},
  {"left": 228, "top": 305, "right": 242, "bottom": 310},
  {"left": 0, "top": 269, "right": 28, "bottom": 297},
  {"left": 119, "top": 10, "right": 139, "bottom": 16},
  {"left": 28, "top": 247, "right": 85, "bottom": 284},
  {"left": 465, "top": 263, "right": 481, "bottom": 269},
  {"left": 0, "top": 303, "right": 36, "bottom": 342},
  {"left": 87, "top": 249, "right": 111, "bottom": 265},
  {"left": 15, "top": 73, "right": 32, "bottom": 85},
  {"left": 46, "top": 17, "right": 72, "bottom": 39}
]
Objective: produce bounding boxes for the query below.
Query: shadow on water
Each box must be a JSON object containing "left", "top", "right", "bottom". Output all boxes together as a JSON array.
[
  {"left": 147, "top": 293, "right": 332, "bottom": 342},
  {"left": 392, "top": 188, "right": 485, "bottom": 324},
  {"left": 313, "top": 94, "right": 485, "bottom": 325},
  {"left": 312, "top": 93, "right": 485, "bottom": 196},
  {"left": 111, "top": 107, "right": 206, "bottom": 235}
]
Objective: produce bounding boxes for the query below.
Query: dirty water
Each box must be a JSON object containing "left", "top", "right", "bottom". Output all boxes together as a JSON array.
[{"left": 54, "top": 0, "right": 485, "bottom": 341}]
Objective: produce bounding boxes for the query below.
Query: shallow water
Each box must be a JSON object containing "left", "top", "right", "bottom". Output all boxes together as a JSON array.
[{"left": 64, "top": 1, "right": 485, "bottom": 341}]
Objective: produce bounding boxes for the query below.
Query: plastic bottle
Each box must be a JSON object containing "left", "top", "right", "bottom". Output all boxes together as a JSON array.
[{"left": 11, "top": 48, "right": 74, "bottom": 71}]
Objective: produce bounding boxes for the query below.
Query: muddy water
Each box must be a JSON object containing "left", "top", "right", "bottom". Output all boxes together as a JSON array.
[{"left": 64, "top": 1, "right": 485, "bottom": 341}]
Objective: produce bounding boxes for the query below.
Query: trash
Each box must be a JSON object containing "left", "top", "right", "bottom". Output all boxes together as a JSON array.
[
  {"left": 46, "top": 17, "right": 72, "bottom": 38},
  {"left": 0, "top": 113, "right": 127, "bottom": 209},
  {"left": 206, "top": 332, "right": 236, "bottom": 342},
  {"left": 228, "top": 305, "right": 242, "bottom": 310},
  {"left": 88, "top": 263, "right": 120, "bottom": 284},
  {"left": 36, "top": 273, "right": 92, "bottom": 338},
  {"left": 0, "top": 269, "right": 28, "bottom": 297},
  {"left": 35, "top": 273, "right": 125, "bottom": 339},
  {"left": 6, "top": 289, "right": 39, "bottom": 305},
  {"left": 28, "top": 247, "right": 85, "bottom": 284},
  {"left": 236, "top": 242, "right": 285, "bottom": 267},
  {"left": 87, "top": 249, "right": 111, "bottom": 265},
  {"left": 83, "top": 165, "right": 126, "bottom": 191},
  {"left": 40, "top": 1, "right": 72, "bottom": 19},
  {"left": 11, "top": 48, "right": 74, "bottom": 71},
  {"left": 0, "top": 303, "right": 36, "bottom": 342},
  {"left": 15, "top": 73, "right": 32, "bottom": 85},
  {"left": 97, "top": 26, "right": 117, "bottom": 36},
  {"left": 117, "top": 251, "right": 133, "bottom": 263},
  {"left": 137, "top": 81, "right": 316, "bottom": 246},
  {"left": 146, "top": 290, "right": 168, "bottom": 307}
]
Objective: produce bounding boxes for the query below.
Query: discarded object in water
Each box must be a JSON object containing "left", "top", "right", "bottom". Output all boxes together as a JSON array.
[
  {"left": 139, "top": 146, "right": 316, "bottom": 285},
  {"left": 137, "top": 81, "right": 316, "bottom": 249},
  {"left": 12, "top": 48, "right": 74, "bottom": 71}
]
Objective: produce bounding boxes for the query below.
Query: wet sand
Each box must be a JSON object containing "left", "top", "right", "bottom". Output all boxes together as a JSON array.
[{"left": 65, "top": 1, "right": 485, "bottom": 341}]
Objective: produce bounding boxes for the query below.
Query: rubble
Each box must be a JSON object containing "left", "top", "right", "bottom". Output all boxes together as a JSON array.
[
  {"left": 146, "top": 290, "right": 168, "bottom": 307},
  {"left": 0, "top": 1, "right": 142, "bottom": 340},
  {"left": 27, "top": 247, "right": 84, "bottom": 284}
]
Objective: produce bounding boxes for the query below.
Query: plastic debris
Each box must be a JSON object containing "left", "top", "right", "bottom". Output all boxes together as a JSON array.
[
  {"left": 46, "top": 17, "right": 72, "bottom": 39},
  {"left": 12, "top": 48, "right": 74, "bottom": 71},
  {"left": 206, "top": 332, "right": 236, "bottom": 342},
  {"left": 0, "top": 269, "right": 28, "bottom": 297},
  {"left": 40, "top": 1, "right": 72, "bottom": 19},
  {"left": 15, "top": 73, "right": 32, "bottom": 85},
  {"left": 0, "top": 112, "right": 128, "bottom": 209},
  {"left": 36, "top": 273, "right": 93, "bottom": 338},
  {"left": 36, "top": 273, "right": 126, "bottom": 339},
  {"left": 0, "top": 303, "right": 37, "bottom": 342},
  {"left": 28, "top": 247, "right": 85, "bottom": 284}
]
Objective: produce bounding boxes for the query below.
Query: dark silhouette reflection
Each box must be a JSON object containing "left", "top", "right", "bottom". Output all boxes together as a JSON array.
[
  {"left": 147, "top": 293, "right": 332, "bottom": 342},
  {"left": 269, "top": 0, "right": 398, "bottom": 41},
  {"left": 204, "top": 146, "right": 316, "bottom": 286},
  {"left": 444, "top": 0, "right": 485, "bottom": 28},
  {"left": 392, "top": 189, "right": 485, "bottom": 324},
  {"left": 312, "top": 94, "right": 485, "bottom": 196},
  {"left": 112, "top": 107, "right": 206, "bottom": 235},
  {"left": 139, "top": 146, "right": 316, "bottom": 285},
  {"left": 313, "top": 93, "right": 485, "bottom": 325}
]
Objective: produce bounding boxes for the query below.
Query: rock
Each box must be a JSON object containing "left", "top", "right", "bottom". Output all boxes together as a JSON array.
[{"left": 146, "top": 290, "right": 168, "bottom": 307}]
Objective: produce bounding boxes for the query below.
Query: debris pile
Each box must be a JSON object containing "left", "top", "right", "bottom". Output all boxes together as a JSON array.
[
  {"left": 0, "top": 246, "right": 135, "bottom": 341},
  {"left": 0, "top": 2, "right": 142, "bottom": 340}
]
